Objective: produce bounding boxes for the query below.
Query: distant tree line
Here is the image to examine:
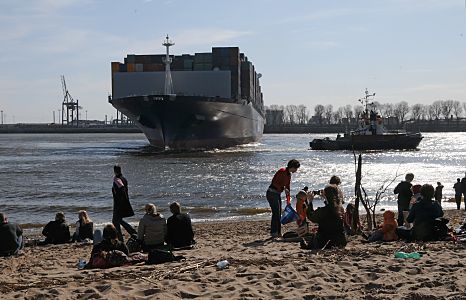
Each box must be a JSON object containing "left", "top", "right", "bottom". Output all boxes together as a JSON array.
[{"left": 266, "top": 100, "right": 466, "bottom": 125}]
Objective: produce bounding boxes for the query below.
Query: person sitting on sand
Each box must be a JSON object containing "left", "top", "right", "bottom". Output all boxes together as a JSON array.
[
  {"left": 367, "top": 210, "right": 398, "bottom": 242},
  {"left": 138, "top": 204, "right": 167, "bottom": 252},
  {"left": 343, "top": 203, "right": 361, "bottom": 235},
  {"left": 72, "top": 210, "right": 94, "bottom": 242},
  {"left": 91, "top": 224, "right": 129, "bottom": 255},
  {"left": 39, "top": 212, "right": 71, "bottom": 245},
  {"left": 295, "top": 190, "right": 309, "bottom": 224},
  {"left": 329, "top": 175, "right": 344, "bottom": 205},
  {"left": 166, "top": 202, "right": 195, "bottom": 248},
  {"left": 407, "top": 184, "right": 444, "bottom": 242},
  {"left": 0, "top": 213, "right": 23, "bottom": 256},
  {"left": 304, "top": 185, "right": 346, "bottom": 249}
]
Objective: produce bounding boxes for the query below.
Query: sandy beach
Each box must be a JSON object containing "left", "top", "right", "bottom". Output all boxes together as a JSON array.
[{"left": 2, "top": 209, "right": 466, "bottom": 299}]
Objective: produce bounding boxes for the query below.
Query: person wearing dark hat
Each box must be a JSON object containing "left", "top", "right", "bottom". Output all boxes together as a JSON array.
[
  {"left": 112, "top": 165, "right": 137, "bottom": 241},
  {"left": 266, "top": 159, "right": 300, "bottom": 238},
  {"left": 0, "top": 213, "right": 23, "bottom": 256}
]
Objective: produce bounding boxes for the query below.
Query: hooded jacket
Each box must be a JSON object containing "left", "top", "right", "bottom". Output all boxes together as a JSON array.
[{"left": 137, "top": 213, "right": 166, "bottom": 246}]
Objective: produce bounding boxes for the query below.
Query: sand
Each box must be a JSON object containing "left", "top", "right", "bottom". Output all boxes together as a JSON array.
[{"left": 2, "top": 210, "right": 466, "bottom": 300}]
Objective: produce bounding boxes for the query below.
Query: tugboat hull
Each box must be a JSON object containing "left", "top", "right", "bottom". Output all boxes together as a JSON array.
[{"left": 310, "top": 133, "right": 423, "bottom": 151}]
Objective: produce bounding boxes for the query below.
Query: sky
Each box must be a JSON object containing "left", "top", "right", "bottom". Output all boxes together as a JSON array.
[{"left": 0, "top": 0, "right": 465, "bottom": 123}]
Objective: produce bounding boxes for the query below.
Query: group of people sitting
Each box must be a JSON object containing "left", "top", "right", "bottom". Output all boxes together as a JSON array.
[
  {"left": 293, "top": 174, "right": 447, "bottom": 249},
  {"left": 0, "top": 202, "right": 195, "bottom": 260}
]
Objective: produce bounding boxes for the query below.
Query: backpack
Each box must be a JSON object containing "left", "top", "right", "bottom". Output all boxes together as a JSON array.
[
  {"left": 433, "top": 218, "right": 450, "bottom": 240},
  {"left": 126, "top": 236, "right": 142, "bottom": 253},
  {"left": 147, "top": 249, "right": 176, "bottom": 265}
]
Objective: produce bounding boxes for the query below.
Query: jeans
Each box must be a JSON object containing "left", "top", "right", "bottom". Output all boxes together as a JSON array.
[
  {"left": 455, "top": 194, "right": 462, "bottom": 210},
  {"left": 267, "top": 189, "right": 282, "bottom": 236},
  {"left": 112, "top": 214, "right": 137, "bottom": 241}
]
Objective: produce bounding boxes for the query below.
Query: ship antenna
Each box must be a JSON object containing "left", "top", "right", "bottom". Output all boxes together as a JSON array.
[{"left": 162, "top": 35, "right": 175, "bottom": 95}]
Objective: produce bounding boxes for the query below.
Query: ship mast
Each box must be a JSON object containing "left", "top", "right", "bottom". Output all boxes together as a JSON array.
[
  {"left": 162, "top": 35, "right": 175, "bottom": 95},
  {"left": 359, "top": 88, "right": 376, "bottom": 114}
]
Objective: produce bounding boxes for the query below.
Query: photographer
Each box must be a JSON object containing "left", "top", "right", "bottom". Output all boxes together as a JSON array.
[
  {"left": 266, "top": 159, "right": 300, "bottom": 238},
  {"left": 305, "top": 185, "right": 346, "bottom": 249}
]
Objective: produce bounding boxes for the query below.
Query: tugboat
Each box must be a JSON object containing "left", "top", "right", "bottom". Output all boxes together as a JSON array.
[{"left": 309, "top": 89, "right": 423, "bottom": 151}]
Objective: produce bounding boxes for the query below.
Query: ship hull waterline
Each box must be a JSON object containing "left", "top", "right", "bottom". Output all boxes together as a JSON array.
[
  {"left": 310, "top": 133, "right": 423, "bottom": 151},
  {"left": 110, "top": 95, "right": 264, "bottom": 150}
]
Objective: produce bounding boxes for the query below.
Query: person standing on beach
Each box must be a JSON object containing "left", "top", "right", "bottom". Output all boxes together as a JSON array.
[
  {"left": 461, "top": 172, "right": 466, "bottom": 211},
  {"left": 434, "top": 182, "right": 444, "bottom": 207},
  {"left": 112, "top": 165, "right": 137, "bottom": 241},
  {"left": 394, "top": 173, "right": 414, "bottom": 226},
  {"left": 266, "top": 159, "right": 300, "bottom": 238},
  {"left": 454, "top": 178, "right": 462, "bottom": 210},
  {"left": 0, "top": 213, "right": 23, "bottom": 256}
]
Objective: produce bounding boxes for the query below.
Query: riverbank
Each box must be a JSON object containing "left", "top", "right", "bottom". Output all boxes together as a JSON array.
[
  {"left": 0, "top": 124, "right": 141, "bottom": 134},
  {"left": 2, "top": 209, "right": 466, "bottom": 299}
]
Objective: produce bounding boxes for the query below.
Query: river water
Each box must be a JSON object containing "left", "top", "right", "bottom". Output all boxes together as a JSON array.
[{"left": 0, "top": 132, "right": 465, "bottom": 228}]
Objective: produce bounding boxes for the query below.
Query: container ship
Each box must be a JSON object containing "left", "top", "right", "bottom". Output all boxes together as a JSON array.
[{"left": 109, "top": 36, "right": 265, "bottom": 150}]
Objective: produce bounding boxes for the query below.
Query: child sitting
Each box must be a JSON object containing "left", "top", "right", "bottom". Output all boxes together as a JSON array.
[
  {"left": 343, "top": 203, "right": 361, "bottom": 235},
  {"left": 368, "top": 210, "right": 398, "bottom": 242},
  {"left": 295, "top": 190, "right": 310, "bottom": 237}
]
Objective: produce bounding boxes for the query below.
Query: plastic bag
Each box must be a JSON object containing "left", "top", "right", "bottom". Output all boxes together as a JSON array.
[{"left": 280, "top": 204, "right": 299, "bottom": 225}]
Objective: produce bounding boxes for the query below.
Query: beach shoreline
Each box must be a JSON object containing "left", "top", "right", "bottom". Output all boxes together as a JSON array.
[{"left": 2, "top": 209, "right": 466, "bottom": 299}]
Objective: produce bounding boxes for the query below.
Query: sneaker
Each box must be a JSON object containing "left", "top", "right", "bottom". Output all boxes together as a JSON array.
[{"left": 271, "top": 232, "right": 281, "bottom": 238}]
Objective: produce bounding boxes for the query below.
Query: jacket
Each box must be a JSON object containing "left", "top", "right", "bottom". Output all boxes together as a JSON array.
[
  {"left": 406, "top": 198, "right": 443, "bottom": 241},
  {"left": 307, "top": 204, "right": 346, "bottom": 248},
  {"left": 394, "top": 181, "right": 413, "bottom": 209},
  {"left": 42, "top": 220, "right": 70, "bottom": 244},
  {"left": 380, "top": 211, "right": 398, "bottom": 241},
  {"left": 0, "top": 222, "right": 22, "bottom": 254},
  {"left": 137, "top": 214, "right": 166, "bottom": 246},
  {"left": 167, "top": 213, "right": 195, "bottom": 248},
  {"left": 112, "top": 175, "right": 134, "bottom": 218}
]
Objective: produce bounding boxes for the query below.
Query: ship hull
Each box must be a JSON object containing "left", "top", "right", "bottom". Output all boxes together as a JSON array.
[
  {"left": 310, "top": 133, "right": 423, "bottom": 150},
  {"left": 110, "top": 95, "right": 264, "bottom": 150}
]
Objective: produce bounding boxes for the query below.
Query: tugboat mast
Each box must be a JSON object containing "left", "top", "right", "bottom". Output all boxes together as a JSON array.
[
  {"left": 359, "top": 88, "right": 376, "bottom": 114},
  {"left": 163, "top": 35, "right": 175, "bottom": 95}
]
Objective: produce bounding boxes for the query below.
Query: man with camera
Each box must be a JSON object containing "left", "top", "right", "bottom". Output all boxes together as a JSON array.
[{"left": 266, "top": 159, "right": 300, "bottom": 238}]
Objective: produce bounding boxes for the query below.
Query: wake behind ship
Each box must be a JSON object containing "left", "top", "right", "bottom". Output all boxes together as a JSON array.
[{"left": 109, "top": 36, "right": 265, "bottom": 150}]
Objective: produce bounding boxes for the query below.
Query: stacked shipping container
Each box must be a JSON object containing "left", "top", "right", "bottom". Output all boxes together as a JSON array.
[{"left": 111, "top": 47, "right": 263, "bottom": 113}]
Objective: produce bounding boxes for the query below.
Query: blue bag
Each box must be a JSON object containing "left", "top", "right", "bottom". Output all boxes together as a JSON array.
[{"left": 280, "top": 204, "right": 299, "bottom": 225}]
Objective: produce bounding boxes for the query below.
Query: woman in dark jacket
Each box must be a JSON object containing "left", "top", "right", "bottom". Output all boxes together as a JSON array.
[
  {"left": 72, "top": 210, "right": 94, "bottom": 242},
  {"left": 407, "top": 184, "right": 443, "bottom": 241},
  {"left": 40, "top": 212, "right": 70, "bottom": 245},
  {"left": 306, "top": 185, "right": 346, "bottom": 248}
]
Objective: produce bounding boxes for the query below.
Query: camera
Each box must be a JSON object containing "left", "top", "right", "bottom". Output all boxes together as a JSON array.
[{"left": 312, "top": 189, "right": 322, "bottom": 196}]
